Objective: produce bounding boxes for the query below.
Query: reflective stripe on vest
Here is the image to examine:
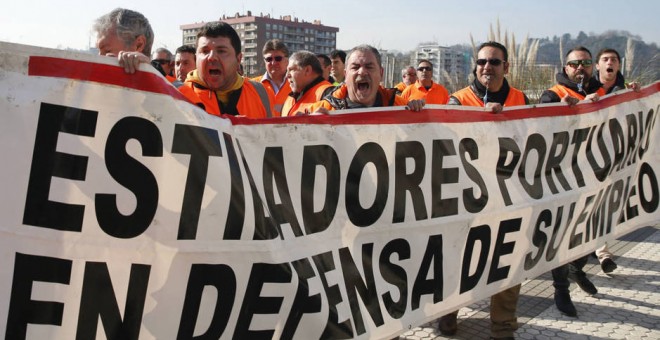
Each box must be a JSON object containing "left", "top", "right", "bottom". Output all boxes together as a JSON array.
[
  {"left": 452, "top": 86, "right": 527, "bottom": 106},
  {"left": 548, "top": 84, "right": 606, "bottom": 100}
]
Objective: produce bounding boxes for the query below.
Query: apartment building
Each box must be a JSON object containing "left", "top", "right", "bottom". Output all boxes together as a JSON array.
[{"left": 180, "top": 11, "right": 339, "bottom": 77}]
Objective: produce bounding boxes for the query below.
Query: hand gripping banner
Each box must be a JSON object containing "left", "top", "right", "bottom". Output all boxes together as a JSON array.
[{"left": 1, "top": 42, "right": 659, "bottom": 339}]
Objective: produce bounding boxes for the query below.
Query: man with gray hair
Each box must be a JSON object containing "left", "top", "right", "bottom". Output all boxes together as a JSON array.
[
  {"left": 281, "top": 51, "right": 333, "bottom": 116},
  {"left": 152, "top": 47, "right": 175, "bottom": 82},
  {"left": 93, "top": 8, "right": 154, "bottom": 74},
  {"left": 307, "top": 44, "right": 425, "bottom": 112},
  {"left": 394, "top": 66, "right": 417, "bottom": 94}
]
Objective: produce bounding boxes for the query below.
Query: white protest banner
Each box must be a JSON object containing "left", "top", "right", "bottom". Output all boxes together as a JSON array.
[{"left": 1, "top": 41, "right": 659, "bottom": 339}]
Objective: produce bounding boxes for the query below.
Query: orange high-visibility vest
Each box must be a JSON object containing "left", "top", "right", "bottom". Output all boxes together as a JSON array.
[
  {"left": 179, "top": 80, "right": 272, "bottom": 118},
  {"left": 451, "top": 86, "right": 527, "bottom": 106},
  {"left": 547, "top": 84, "right": 606, "bottom": 100},
  {"left": 281, "top": 80, "right": 333, "bottom": 116},
  {"left": 306, "top": 84, "right": 407, "bottom": 112},
  {"left": 253, "top": 75, "right": 291, "bottom": 117},
  {"left": 401, "top": 81, "right": 449, "bottom": 104}
]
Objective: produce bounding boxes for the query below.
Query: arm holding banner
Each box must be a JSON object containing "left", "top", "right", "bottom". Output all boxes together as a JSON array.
[
  {"left": 117, "top": 51, "right": 150, "bottom": 74},
  {"left": 1, "top": 40, "right": 659, "bottom": 340}
]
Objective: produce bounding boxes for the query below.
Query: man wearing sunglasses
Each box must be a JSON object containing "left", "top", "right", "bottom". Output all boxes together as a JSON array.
[
  {"left": 252, "top": 39, "right": 291, "bottom": 116},
  {"left": 178, "top": 22, "right": 273, "bottom": 118},
  {"left": 400, "top": 60, "right": 449, "bottom": 104},
  {"left": 540, "top": 46, "right": 605, "bottom": 106},
  {"left": 447, "top": 42, "right": 528, "bottom": 114},
  {"left": 394, "top": 66, "right": 417, "bottom": 94},
  {"left": 438, "top": 42, "right": 528, "bottom": 340},
  {"left": 152, "top": 47, "right": 176, "bottom": 83},
  {"left": 539, "top": 46, "right": 605, "bottom": 318}
]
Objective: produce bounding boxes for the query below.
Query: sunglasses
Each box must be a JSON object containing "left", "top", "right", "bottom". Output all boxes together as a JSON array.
[
  {"left": 566, "top": 59, "right": 593, "bottom": 68},
  {"left": 152, "top": 59, "right": 170, "bottom": 65},
  {"left": 264, "top": 56, "right": 285, "bottom": 63},
  {"left": 476, "top": 58, "right": 504, "bottom": 66},
  {"left": 417, "top": 66, "right": 432, "bottom": 72}
]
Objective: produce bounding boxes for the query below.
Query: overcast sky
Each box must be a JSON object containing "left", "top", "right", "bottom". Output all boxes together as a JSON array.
[{"left": 2, "top": 0, "right": 659, "bottom": 53}]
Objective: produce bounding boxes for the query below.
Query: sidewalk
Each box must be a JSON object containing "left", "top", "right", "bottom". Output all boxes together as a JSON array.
[{"left": 399, "top": 226, "right": 660, "bottom": 340}]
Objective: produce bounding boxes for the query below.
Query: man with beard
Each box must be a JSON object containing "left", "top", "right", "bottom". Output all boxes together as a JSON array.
[
  {"left": 540, "top": 46, "right": 605, "bottom": 317},
  {"left": 401, "top": 59, "right": 449, "bottom": 104},
  {"left": 281, "top": 51, "right": 333, "bottom": 116},
  {"left": 307, "top": 45, "right": 425, "bottom": 112},
  {"left": 178, "top": 22, "right": 273, "bottom": 118},
  {"left": 437, "top": 42, "right": 528, "bottom": 340},
  {"left": 540, "top": 46, "right": 605, "bottom": 106},
  {"left": 448, "top": 42, "right": 528, "bottom": 111}
]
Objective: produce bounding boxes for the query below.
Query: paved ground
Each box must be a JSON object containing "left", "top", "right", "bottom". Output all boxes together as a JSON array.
[{"left": 399, "top": 226, "right": 660, "bottom": 340}]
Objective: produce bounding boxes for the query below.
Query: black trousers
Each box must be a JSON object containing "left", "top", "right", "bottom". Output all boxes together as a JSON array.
[{"left": 552, "top": 255, "right": 590, "bottom": 289}]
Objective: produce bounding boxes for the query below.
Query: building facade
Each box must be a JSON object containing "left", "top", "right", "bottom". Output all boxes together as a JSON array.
[{"left": 180, "top": 11, "right": 339, "bottom": 77}]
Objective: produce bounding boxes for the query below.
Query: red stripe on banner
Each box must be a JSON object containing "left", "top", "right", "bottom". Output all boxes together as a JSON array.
[
  {"left": 230, "top": 82, "right": 660, "bottom": 126},
  {"left": 28, "top": 56, "right": 189, "bottom": 102}
]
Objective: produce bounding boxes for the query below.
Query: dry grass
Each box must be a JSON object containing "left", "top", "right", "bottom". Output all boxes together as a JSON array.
[{"left": 625, "top": 37, "right": 635, "bottom": 77}]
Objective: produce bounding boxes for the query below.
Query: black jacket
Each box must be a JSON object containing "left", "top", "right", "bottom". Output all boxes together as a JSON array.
[
  {"left": 540, "top": 72, "right": 603, "bottom": 103},
  {"left": 595, "top": 70, "right": 627, "bottom": 94}
]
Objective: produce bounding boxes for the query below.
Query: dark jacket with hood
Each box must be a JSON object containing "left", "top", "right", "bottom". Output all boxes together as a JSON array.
[
  {"left": 595, "top": 69, "right": 627, "bottom": 94},
  {"left": 540, "top": 72, "right": 605, "bottom": 103}
]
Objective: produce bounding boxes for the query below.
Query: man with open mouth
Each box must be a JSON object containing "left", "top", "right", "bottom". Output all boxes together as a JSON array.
[
  {"left": 589, "top": 47, "right": 643, "bottom": 275},
  {"left": 179, "top": 22, "right": 273, "bottom": 118},
  {"left": 595, "top": 48, "right": 640, "bottom": 94},
  {"left": 306, "top": 44, "right": 425, "bottom": 113}
]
